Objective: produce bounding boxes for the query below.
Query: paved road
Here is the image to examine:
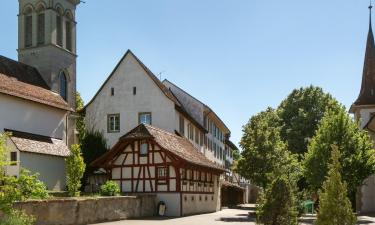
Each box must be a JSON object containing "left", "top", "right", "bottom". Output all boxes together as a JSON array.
[{"left": 93, "top": 208, "right": 375, "bottom": 225}]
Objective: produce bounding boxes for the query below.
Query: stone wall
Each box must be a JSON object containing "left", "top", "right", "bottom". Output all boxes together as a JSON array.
[{"left": 11, "top": 195, "right": 156, "bottom": 225}]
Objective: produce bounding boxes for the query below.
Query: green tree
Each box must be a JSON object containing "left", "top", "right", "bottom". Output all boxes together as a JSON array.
[
  {"left": 75, "top": 92, "right": 86, "bottom": 143},
  {"left": 304, "top": 107, "right": 375, "bottom": 204},
  {"left": 315, "top": 145, "right": 356, "bottom": 225},
  {"left": 256, "top": 176, "right": 298, "bottom": 225},
  {"left": 80, "top": 130, "right": 108, "bottom": 190},
  {"left": 0, "top": 132, "right": 11, "bottom": 179},
  {"left": 237, "top": 108, "right": 300, "bottom": 189},
  {"left": 66, "top": 144, "right": 86, "bottom": 197},
  {"left": 278, "top": 86, "right": 340, "bottom": 156}
]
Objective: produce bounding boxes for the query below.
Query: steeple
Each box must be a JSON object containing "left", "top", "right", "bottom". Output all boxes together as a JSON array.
[{"left": 354, "top": 3, "right": 375, "bottom": 105}]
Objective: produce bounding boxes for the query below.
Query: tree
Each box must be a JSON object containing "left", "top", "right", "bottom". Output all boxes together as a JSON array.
[
  {"left": 75, "top": 92, "right": 86, "bottom": 143},
  {"left": 0, "top": 132, "right": 11, "bottom": 179},
  {"left": 304, "top": 107, "right": 375, "bottom": 204},
  {"left": 66, "top": 144, "right": 86, "bottom": 197},
  {"left": 237, "top": 108, "right": 300, "bottom": 189},
  {"left": 278, "top": 86, "right": 340, "bottom": 156},
  {"left": 256, "top": 176, "right": 298, "bottom": 225},
  {"left": 315, "top": 145, "right": 356, "bottom": 225}
]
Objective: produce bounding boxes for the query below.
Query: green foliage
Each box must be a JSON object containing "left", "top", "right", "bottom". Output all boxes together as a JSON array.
[
  {"left": 100, "top": 181, "right": 120, "bottom": 196},
  {"left": 0, "top": 210, "right": 35, "bottom": 225},
  {"left": 80, "top": 130, "right": 108, "bottom": 190},
  {"left": 238, "top": 108, "right": 301, "bottom": 189},
  {"left": 75, "top": 92, "right": 86, "bottom": 143},
  {"left": 304, "top": 107, "right": 375, "bottom": 198},
  {"left": 66, "top": 144, "right": 86, "bottom": 197},
  {"left": 256, "top": 176, "right": 298, "bottom": 225},
  {"left": 0, "top": 132, "right": 11, "bottom": 179},
  {"left": 315, "top": 146, "right": 356, "bottom": 225},
  {"left": 278, "top": 86, "right": 340, "bottom": 156}
]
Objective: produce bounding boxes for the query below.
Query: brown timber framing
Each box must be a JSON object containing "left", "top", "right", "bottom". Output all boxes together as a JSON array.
[{"left": 103, "top": 138, "right": 219, "bottom": 194}]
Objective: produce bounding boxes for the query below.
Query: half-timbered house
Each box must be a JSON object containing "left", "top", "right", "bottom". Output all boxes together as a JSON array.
[{"left": 91, "top": 123, "right": 225, "bottom": 216}]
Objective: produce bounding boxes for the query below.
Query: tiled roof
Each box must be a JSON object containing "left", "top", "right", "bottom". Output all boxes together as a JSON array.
[
  {"left": 92, "top": 124, "right": 224, "bottom": 172},
  {"left": 5, "top": 129, "right": 70, "bottom": 157},
  {"left": 0, "top": 56, "right": 50, "bottom": 90},
  {"left": 0, "top": 73, "right": 72, "bottom": 111}
]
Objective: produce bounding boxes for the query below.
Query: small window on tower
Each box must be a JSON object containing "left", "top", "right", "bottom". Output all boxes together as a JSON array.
[
  {"left": 111, "top": 87, "right": 114, "bottom": 96},
  {"left": 59, "top": 71, "right": 67, "bottom": 100},
  {"left": 37, "top": 13, "right": 45, "bottom": 45},
  {"left": 133, "top": 87, "right": 137, "bottom": 95},
  {"left": 25, "top": 15, "right": 33, "bottom": 47}
]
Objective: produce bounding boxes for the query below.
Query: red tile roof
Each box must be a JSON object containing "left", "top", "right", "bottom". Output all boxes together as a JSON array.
[
  {"left": 0, "top": 73, "right": 72, "bottom": 111},
  {"left": 92, "top": 124, "right": 224, "bottom": 172},
  {"left": 6, "top": 129, "right": 70, "bottom": 157}
]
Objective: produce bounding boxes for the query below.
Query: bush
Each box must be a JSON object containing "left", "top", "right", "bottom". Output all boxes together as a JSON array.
[
  {"left": 256, "top": 176, "right": 298, "bottom": 225},
  {"left": 0, "top": 209, "right": 35, "bottom": 225},
  {"left": 66, "top": 144, "right": 86, "bottom": 197},
  {"left": 100, "top": 181, "right": 120, "bottom": 196}
]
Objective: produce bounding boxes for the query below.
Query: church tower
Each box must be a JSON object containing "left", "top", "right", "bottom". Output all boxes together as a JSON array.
[
  {"left": 350, "top": 4, "right": 375, "bottom": 213},
  {"left": 350, "top": 4, "right": 375, "bottom": 128},
  {"left": 17, "top": 0, "right": 80, "bottom": 109}
]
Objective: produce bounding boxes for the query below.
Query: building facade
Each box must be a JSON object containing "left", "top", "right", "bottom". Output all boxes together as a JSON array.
[{"left": 91, "top": 124, "right": 224, "bottom": 216}]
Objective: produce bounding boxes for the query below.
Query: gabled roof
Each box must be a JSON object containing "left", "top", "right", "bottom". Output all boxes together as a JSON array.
[
  {"left": 353, "top": 7, "right": 375, "bottom": 106},
  {"left": 0, "top": 56, "right": 50, "bottom": 90},
  {"left": 83, "top": 50, "right": 181, "bottom": 111},
  {"left": 5, "top": 129, "right": 70, "bottom": 157},
  {"left": 91, "top": 124, "right": 224, "bottom": 172},
  {"left": 225, "top": 139, "right": 239, "bottom": 150},
  {"left": 163, "top": 79, "right": 230, "bottom": 133},
  {"left": 0, "top": 73, "right": 72, "bottom": 111}
]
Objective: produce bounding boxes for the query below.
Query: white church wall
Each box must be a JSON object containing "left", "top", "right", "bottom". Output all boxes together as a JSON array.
[{"left": 0, "top": 94, "right": 67, "bottom": 140}]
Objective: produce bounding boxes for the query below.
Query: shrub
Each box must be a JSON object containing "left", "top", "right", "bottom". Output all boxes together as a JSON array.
[
  {"left": 0, "top": 210, "right": 35, "bottom": 225},
  {"left": 256, "top": 176, "right": 298, "bottom": 225},
  {"left": 66, "top": 144, "right": 86, "bottom": 197},
  {"left": 100, "top": 181, "right": 120, "bottom": 196}
]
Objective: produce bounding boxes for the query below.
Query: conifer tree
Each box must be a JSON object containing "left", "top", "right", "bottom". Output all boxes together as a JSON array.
[{"left": 315, "top": 145, "right": 356, "bottom": 225}]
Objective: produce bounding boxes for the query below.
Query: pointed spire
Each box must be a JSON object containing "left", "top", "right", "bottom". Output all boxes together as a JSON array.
[{"left": 354, "top": 3, "right": 375, "bottom": 106}]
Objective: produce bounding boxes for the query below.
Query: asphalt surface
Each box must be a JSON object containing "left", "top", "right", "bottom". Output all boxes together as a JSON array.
[{"left": 92, "top": 207, "right": 375, "bottom": 225}]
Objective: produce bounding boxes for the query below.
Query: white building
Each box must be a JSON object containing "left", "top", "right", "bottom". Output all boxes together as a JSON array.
[{"left": 0, "top": 0, "right": 80, "bottom": 190}]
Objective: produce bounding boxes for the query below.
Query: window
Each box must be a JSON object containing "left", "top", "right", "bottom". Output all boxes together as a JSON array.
[
  {"left": 200, "top": 133, "right": 204, "bottom": 146},
  {"left": 59, "top": 72, "right": 67, "bottom": 100},
  {"left": 181, "top": 169, "right": 187, "bottom": 179},
  {"left": 107, "top": 114, "right": 120, "bottom": 133},
  {"left": 140, "top": 141, "right": 148, "bottom": 155},
  {"left": 195, "top": 128, "right": 199, "bottom": 144},
  {"left": 157, "top": 167, "right": 167, "bottom": 179},
  {"left": 133, "top": 87, "right": 136, "bottom": 95},
  {"left": 10, "top": 152, "right": 17, "bottom": 165},
  {"left": 56, "top": 15, "right": 62, "bottom": 46},
  {"left": 139, "top": 112, "right": 152, "bottom": 125},
  {"left": 110, "top": 87, "right": 114, "bottom": 96},
  {"left": 66, "top": 21, "right": 72, "bottom": 51},
  {"left": 179, "top": 115, "right": 185, "bottom": 135},
  {"left": 188, "top": 124, "right": 194, "bottom": 140},
  {"left": 37, "top": 13, "right": 45, "bottom": 45},
  {"left": 25, "top": 15, "right": 33, "bottom": 47}
]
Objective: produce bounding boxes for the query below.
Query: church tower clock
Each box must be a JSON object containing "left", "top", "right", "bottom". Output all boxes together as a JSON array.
[{"left": 17, "top": 0, "right": 80, "bottom": 109}]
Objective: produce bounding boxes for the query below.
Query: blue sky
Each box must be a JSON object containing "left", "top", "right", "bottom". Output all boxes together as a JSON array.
[{"left": 0, "top": 1, "right": 372, "bottom": 149}]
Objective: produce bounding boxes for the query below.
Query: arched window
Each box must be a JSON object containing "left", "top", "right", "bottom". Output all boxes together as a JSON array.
[
  {"left": 36, "top": 4, "right": 46, "bottom": 45},
  {"left": 65, "top": 11, "right": 73, "bottom": 51},
  {"left": 56, "top": 6, "right": 63, "bottom": 46},
  {"left": 23, "top": 6, "right": 33, "bottom": 47},
  {"left": 59, "top": 71, "right": 67, "bottom": 100}
]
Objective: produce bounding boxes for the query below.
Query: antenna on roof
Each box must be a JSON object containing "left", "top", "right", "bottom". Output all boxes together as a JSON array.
[{"left": 157, "top": 71, "right": 165, "bottom": 80}]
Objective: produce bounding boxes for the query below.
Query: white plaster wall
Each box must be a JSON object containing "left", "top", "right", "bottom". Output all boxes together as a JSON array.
[
  {"left": 85, "top": 53, "right": 176, "bottom": 147},
  {"left": 155, "top": 193, "right": 181, "bottom": 217},
  {"left": 4, "top": 139, "right": 20, "bottom": 177},
  {"left": 359, "top": 175, "right": 375, "bottom": 213},
  {"left": 20, "top": 152, "right": 66, "bottom": 191},
  {"left": 0, "top": 94, "right": 67, "bottom": 140},
  {"left": 357, "top": 108, "right": 375, "bottom": 128}
]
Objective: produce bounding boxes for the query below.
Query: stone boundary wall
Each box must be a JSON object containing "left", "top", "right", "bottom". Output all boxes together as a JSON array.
[{"left": 11, "top": 195, "right": 156, "bottom": 225}]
